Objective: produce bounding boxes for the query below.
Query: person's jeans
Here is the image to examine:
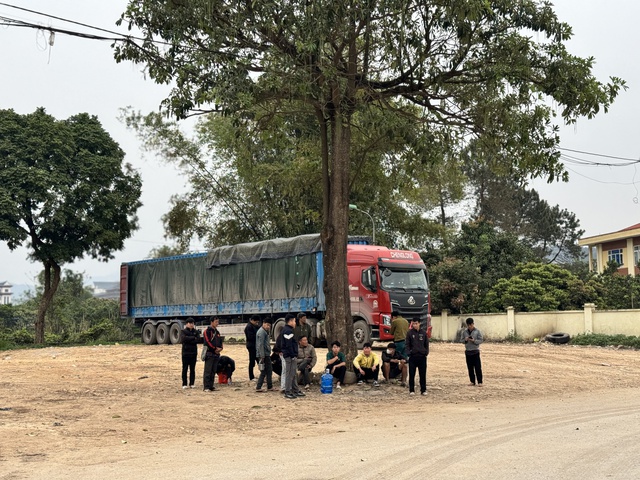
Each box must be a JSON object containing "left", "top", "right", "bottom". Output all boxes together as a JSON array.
[
  {"left": 203, "top": 354, "right": 219, "bottom": 390},
  {"left": 284, "top": 357, "right": 299, "bottom": 394},
  {"left": 408, "top": 355, "right": 427, "bottom": 393},
  {"left": 247, "top": 345, "right": 257, "bottom": 380},
  {"left": 465, "top": 352, "right": 483, "bottom": 384},
  {"left": 297, "top": 359, "right": 312, "bottom": 385},
  {"left": 256, "top": 356, "right": 273, "bottom": 389},
  {"left": 181, "top": 354, "right": 196, "bottom": 386}
]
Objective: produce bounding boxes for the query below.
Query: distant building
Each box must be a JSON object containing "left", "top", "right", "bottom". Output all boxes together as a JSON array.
[
  {"left": 0, "top": 281, "right": 13, "bottom": 305},
  {"left": 91, "top": 281, "right": 120, "bottom": 300},
  {"left": 579, "top": 223, "right": 640, "bottom": 276}
]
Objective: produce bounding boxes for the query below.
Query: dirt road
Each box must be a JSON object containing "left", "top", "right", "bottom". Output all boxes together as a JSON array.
[{"left": 1, "top": 341, "right": 639, "bottom": 479}]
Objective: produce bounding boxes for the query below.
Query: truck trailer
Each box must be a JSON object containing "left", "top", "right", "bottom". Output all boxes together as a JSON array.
[{"left": 120, "top": 234, "right": 430, "bottom": 348}]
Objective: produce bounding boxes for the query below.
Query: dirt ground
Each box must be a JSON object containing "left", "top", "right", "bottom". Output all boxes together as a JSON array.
[{"left": 1, "top": 340, "right": 640, "bottom": 479}]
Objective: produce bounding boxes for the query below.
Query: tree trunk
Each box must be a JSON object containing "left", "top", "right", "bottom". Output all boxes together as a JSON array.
[
  {"left": 321, "top": 113, "right": 357, "bottom": 365},
  {"left": 35, "top": 260, "right": 61, "bottom": 344}
]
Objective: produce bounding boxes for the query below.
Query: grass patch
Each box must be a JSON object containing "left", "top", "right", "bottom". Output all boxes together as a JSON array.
[{"left": 571, "top": 333, "right": 640, "bottom": 349}]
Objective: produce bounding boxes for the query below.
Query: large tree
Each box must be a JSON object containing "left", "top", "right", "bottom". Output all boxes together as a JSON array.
[
  {"left": 115, "top": 0, "right": 622, "bottom": 355},
  {"left": 0, "top": 108, "right": 142, "bottom": 343}
]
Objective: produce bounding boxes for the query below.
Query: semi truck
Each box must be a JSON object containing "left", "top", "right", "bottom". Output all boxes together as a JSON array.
[{"left": 120, "top": 234, "right": 430, "bottom": 349}]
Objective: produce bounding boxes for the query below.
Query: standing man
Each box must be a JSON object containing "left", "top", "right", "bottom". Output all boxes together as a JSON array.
[
  {"left": 296, "top": 336, "right": 317, "bottom": 389},
  {"left": 255, "top": 317, "right": 274, "bottom": 392},
  {"left": 353, "top": 342, "right": 381, "bottom": 386},
  {"left": 405, "top": 317, "right": 429, "bottom": 396},
  {"left": 389, "top": 311, "right": 409, "bottom": 359},
  {"left": 282, "top": 314, "right": 305, "bottom": 399},
  {"left": 180, "top": 318, "right": 201, "bottom": 389},
  {"left": 325, "top": 340, "right": 347, "bottom": 389},
  {"left": 294, "top": 312, "right": 312, "bottom": 342},
  {"left": 203, "top": 316, "right": 223, "bottom": 392},
  {"left": 244, "top": 315, "right": 261, "bottom": 382},
  {"left": 462, "top": 317, "right": 484, "bottom": 386}
]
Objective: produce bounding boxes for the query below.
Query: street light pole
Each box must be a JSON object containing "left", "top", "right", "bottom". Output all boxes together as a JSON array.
[{"left": 349, "top": 204, "right": 375, "bottom": 245}]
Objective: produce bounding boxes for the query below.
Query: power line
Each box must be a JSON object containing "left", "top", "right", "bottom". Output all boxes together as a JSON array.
[{"left": 558, "top": 146, "right": 640, "bottom": 163}]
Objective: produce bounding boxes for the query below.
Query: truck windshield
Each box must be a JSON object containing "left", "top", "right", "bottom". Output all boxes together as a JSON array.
[{"left": 380, "top": 269, "right": 428, "bottom": 291}]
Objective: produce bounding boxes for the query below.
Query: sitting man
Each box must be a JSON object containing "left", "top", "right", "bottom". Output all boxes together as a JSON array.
[
  {"left": 296, "top": 335, "right": 317, "bottom": 389},
  {"left": 382, "top": 342, "right": 407, "bottom": 386},
  {"left": 325, "top": 340, "right": 347, "bottom": 389},
  {"left": 216, "top": 355, "right": 236, "bottom": 385},
  {"left": 352, "top": 342, "right": 380, "bottom": 387}
]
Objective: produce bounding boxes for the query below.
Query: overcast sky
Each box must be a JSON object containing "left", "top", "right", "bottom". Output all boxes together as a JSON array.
[{"left": 1, "top": 1, "right": 639, "bottom": 287}]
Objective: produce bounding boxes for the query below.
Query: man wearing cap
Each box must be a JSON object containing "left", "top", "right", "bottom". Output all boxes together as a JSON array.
[
  {"left": 389, "top": 311, "right": 409, "bottom": 359},
  {"left": 405, "top": 317, "right": 429, "bottom": 396},
  {"left": 203, "top": 316, "right": 223, "bottom": 392},
  {"left": 244, "top": 315, "right": 261, "bottom": 382},
  {"left": 294, "top": 312, "right": 312, "bottom": 342},
  {"left": 180, "top": 318, "right": 202, "bottom": 389},
  {"left": 255, "top": 317, "right": 274, "bottom": 392},
  {"left": 382, "top": 342, "right": 407, "bottom": 386}
]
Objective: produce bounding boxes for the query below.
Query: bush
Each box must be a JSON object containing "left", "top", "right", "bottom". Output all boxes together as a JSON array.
[
  {"left": 11, "top": 328, "right": 34, "bottom": 345},
  {"left": 571, "top": 333, "right": 640, "bottom": 349}
]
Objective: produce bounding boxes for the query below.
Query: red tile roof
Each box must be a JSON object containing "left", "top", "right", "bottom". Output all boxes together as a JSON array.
[{"left": 619, "top": 223, "right": 640, "bottom": 232}]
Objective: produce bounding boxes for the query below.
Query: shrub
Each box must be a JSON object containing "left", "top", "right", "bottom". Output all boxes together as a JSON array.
[
  {"left": 571, "top": 333, "right": 640, "bottom": 349},
  {"left": 11, "top": 328, "right": 34, "bottom": 345}
]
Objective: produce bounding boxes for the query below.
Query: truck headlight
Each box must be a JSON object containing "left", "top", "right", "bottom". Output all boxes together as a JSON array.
[{"left": 381, "top": 314, "right": 391, "bottom": 326}]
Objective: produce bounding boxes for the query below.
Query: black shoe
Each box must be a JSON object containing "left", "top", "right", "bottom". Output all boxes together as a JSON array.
[
  {"left": 295, "top": 391, "right": 306, "bottom": 397},
  {"left": 284, "top": 393, "right": 297, "bottom": 399}
]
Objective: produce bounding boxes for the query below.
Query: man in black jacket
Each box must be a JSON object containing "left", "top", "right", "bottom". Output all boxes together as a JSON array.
[
  {"left": 405, "top": 317, "right": 429, "bottom": 396},
  {"left": 203, "top": 316, "right": 223, "bottom": 392},
  {"left": 180, "top": 318, "right": 202, "bottom": 389},
  {"left": 244, "top": 315, "right": 260, "bottom": 381},
  {"left": 282, "top": 314, "right": 305, "bottom": 399}
]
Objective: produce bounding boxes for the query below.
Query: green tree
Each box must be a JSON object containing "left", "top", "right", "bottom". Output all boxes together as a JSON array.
[
  {"left": 428, "top": 220, "right": 536, "bottom": 313},
  {"left": 483, "top": 262, "right": 599, "bottom": 312},
  {"left": 115, "top": 0, "right": 623, "bottom": 355},
  {"left": 0, "top": 108, "right": 142, "bottom": 344}
]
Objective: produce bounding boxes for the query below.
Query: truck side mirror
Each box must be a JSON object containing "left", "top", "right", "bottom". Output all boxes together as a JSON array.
[{"left": 362, "top": 267, "right": 377, "bottom": 292}]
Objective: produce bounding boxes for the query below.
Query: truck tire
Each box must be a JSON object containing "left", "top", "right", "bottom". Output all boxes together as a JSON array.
[
  {"left": 272, "top": 319, "right": 285, "bottom": 342},
  {"left": 156, "top": 323, "right": 171, "bottom": 344},
  {"left": 169, "top": 322, "right": 182, "bottom": 344},
  {"left": 546, "top": 332, "right": 570, "bottom": 344},
  {"left": 142, "top": 323, "right": 157, "bottom": 345},
  {"left": 353, "top": 320, "right": 370, "bottom": 350}
]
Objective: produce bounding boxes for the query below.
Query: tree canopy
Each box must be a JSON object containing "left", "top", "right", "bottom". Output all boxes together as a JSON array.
[
  {"left": 0, "top": 108, "right": 142, "bottom": 343},
  {"left": 115, "top": 0, "right": 623, "bottom": 355}
]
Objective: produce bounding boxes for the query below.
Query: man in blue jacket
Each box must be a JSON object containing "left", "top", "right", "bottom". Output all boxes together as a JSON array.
[{"left": 282, "top": 314, "right": 305, "bottom": 399}]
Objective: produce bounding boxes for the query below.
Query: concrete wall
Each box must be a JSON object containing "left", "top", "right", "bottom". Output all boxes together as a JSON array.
[{"left": 434, "top": 304, "right": 640, "bottom": 341}]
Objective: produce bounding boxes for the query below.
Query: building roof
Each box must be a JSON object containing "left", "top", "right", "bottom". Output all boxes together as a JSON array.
[
  {"left": 0, "top": 281, "right": 12, "bottom": 287},
  {"left": 579, "top": 223, "right": 640, "bottom": 246}
]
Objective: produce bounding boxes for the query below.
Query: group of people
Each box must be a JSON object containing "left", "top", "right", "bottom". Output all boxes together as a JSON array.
[
  {"left": 179, "top": 316, "right": 236, "bottom": 391},
  {"left": 179, "top": 311, "right": 484, "bottom": 396}
]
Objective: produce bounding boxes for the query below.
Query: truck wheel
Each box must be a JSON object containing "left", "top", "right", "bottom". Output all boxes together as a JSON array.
[
  {"left": 169, "top": 322, "right": 182, "bottom": 344},
  {"left": 353, "top": 320, "right": 370, "bottom": 350},
  {"left": 272, "top": 319, "right": 285, "bottom": 342},
  {"left": 142, "top": 323, "right": 157, "bottom": 345},
  {"left": 156, "top": 323, "right": 170, "bottom": 344}
]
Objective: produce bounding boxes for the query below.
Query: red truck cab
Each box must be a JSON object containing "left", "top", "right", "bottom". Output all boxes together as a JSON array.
[{"left": 347, "top": 245, "right": 430, "bottom": 345}]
